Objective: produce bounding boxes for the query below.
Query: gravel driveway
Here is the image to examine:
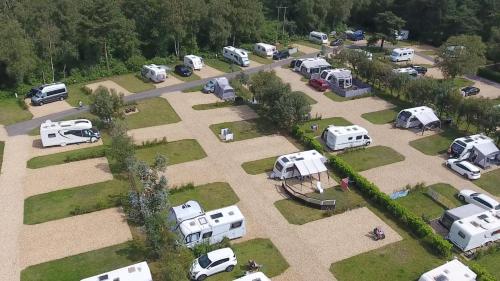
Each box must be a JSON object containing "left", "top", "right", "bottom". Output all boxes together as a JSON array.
[
  {"left": 196, "top": 65, "right": 224, "bottom": 79},
  {"left": 27, "top": 100, "right": 73, "bottom": 119},
  {"left": 86, "top": 80, "right": 132, "bottom": 96}
]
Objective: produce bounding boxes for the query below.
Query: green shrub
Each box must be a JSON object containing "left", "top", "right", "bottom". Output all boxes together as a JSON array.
[
  {"left": 477, "top": 67, "right": 500, "bottom": 83},
  {"left": 170, "top": 182, "right": 196, "bottom": 194},
  {"left": 291, "top": 125, "right": 324, "bottom": 153},
  {"left": 17, "top": 98, "right": 28, "bottom": 110},
  {"left": 191, "top": 237, "right": 231, "bottom": 257},
  {"left": 64, "top": 149, "right": 106, "bottom": 163},
  {"left": 468, "top": 262, "right": 496, "bottom": 281},
  {"left": 138, "top": 137, "right": 168, "bottom": 148}
]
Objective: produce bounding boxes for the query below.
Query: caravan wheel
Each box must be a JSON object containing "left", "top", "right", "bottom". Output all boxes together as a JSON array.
[{"left": 60, "top": 97, "right": 64, "bottom": 101}]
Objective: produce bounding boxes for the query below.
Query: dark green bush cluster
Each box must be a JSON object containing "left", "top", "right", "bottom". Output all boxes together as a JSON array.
[
  {"left": 328, "top": 155, "right": 453, "bottom": 258},
  {"left": 468, "top": 262, "right": 496, "bottom": 281},
  {"left": 64, "top": 149, "right": 106, "bottom": 163},
  {"left": 291, "top": 125, "right": 324, "bottom": 153},
  {"left": 138, "top": 137, "right": 168, "bottom": 148},
  {"left": 477, "top": 67, "right": 500, "bottom": 84}
]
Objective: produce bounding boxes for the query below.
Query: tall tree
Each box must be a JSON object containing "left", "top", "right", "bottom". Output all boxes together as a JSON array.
[
  {"left": 374, "top": 11, "right": 406, "bottom": 49},
  {"left": 436, "top": 35, "right": 487, "bottom": 78},
  {"left": 202, "top": 0, "right": 232, "bottom": 50},
  {"left": 230, "top": 0, "right": 265, "bottom": 45},
  {"left": 89, "top": 86, "right": 125, "bottom": 123}
]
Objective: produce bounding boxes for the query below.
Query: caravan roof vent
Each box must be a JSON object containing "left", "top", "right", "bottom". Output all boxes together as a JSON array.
[
  {"left": 198, "top": 217, "right": 208, "bottom": 225},
  {"left": 228, "top": 211, "right": 235, "bottom": 216},
  {"left": 98, "top": 275, "right": 109, "bottom": 281},
  {"left": 210, "top": 213, "right": 223, "bottom": 219},
  {"left": 435, "top": 274, "right": 449, "bottom": 281},
  {"left": 478, "top": 214, "right": 488, "bottom": 220},
  {"left": 128, "top": 266, "right": 136, "bottom": 273},
  {"left": 189, "top": 221, "right": 196, "bottom": 226}
]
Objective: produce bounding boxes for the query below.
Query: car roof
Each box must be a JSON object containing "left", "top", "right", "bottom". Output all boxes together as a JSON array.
[
  {"left": 476, "top": 193, "right": 499, "bottom": 206},
  {"left": 206, "top": 248, "right": 234, "bottom": 260},
  {"left": 459, "top": 161, "right": 480, "bottom": 171}
]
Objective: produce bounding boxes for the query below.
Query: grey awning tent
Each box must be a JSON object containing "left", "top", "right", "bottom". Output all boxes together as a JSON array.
[
  {"left": 214, "top": 77, "right": 236, "bottom": 100},
  {"left": 471, "top": 141, "right": 500, "bottom": 168},
  {"left": 414, "top": 110, "right": 440, "bottom": 126}
]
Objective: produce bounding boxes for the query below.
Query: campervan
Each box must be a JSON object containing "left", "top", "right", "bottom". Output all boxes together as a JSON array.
[
  {"left": 352, "top": 49, "right": 373, "bottom": 60},
  {"left": 390, "top": 48, "right": 415, "bottom": 62},
  {"left": 174, "top": 204, "right": 246, "bottom": 248},
  {"left": 320, "top": 68, "right": 352, "bottom": 89},
  {"left": 309, "top": 31, "right": 328, "bottom": 44},
  {"left": 234, "top": 272, "right": 271, "bottom": 281},
  {"left": 321, "top": 125, "right": 372, "bottom": 151},
  {"left": 254, "top": 43, "right": 277, "bottom": 57},
  {"left": 395, "top": 30, "right": 410, "bottom": 41},
  {"left": 141, "top": 64, "right": 167, "bottom": 83},
  {"left": 223, "top": 46, "right": 250, "bottom": 67},
  {"left": 30, "top": 82, "right": 68, "bottom": 106},
  {"left": 168, "top": 200, "right": 204, "bottom": 227},
  {"left": 418, "top": 259, "right": 476, "bottom": 281},
  {"left": 81, "top": 262, "right": 152, "bottom": 281},
  {"left": 395, "top": 106, "right": 440, "bottom": 129},
  {"left": 300, "top": 58, "right": 331, "bottom": 79},
  {"left": 447, "top": 210, "right": 500, "bottom": 252},
  {"left": 271, "top": 150, "right": 327, "bottom": 180},
  {"left": 392, "top": 67, "right": 418, "bottom": 77},
  {"left": 40, "top": 119, "right": 100, "bottom": 147},
  {"left": 184, "top": 55, "right": 204, "bottom": 70},
  {"left": 440, "top": 204, "right": 485, "bottom": 230}
]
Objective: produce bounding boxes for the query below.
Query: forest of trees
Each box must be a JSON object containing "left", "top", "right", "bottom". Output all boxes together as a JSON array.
[{"left": 0, "top": 0, "right": 499, "bottom": 91}]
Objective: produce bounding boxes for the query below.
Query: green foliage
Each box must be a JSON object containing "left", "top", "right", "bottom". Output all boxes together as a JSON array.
[
  {"left": 90, "top": 86, "right": 125, "bottom": 123},
  {"left": 192, "top": 238, "right": 231, "bottom": 258},
  {"left": 468, "top": 262, "right": 497, "bottom": 281},
  {"left": 477, "top": 67, "right": 500, "bottom": 84},
  {"left": 436, "top": 35, "right": 487, "bottom": 79},
  {"left": 108, "top": 121, "right": 135, "bottom": 172},
  {"left": 291, "top": 125, "right": 324, "bottom": 153},
  {"left": 373, "top": 11, "right": 406, "bottom": 48}
]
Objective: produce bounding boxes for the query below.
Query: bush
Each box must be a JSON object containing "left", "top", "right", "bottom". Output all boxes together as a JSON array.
[
  {"left": 64, "top": 149, "right": 106, "bottom": 163},
  {"left": 125, "top": 54, "right": 147, "bottom": 71},
  {"left": 138, "top": 137, "right": 168, "bottom": 148},
  {"left": 191, "top": 237, "right": 231, "bottom": 257},
  {"left": 477, "top": 67, "right": 500, "bottom": 83},
  {"left": 291, "top": 125, "right": 324, "bottom": 153},
  {"left": 17, "top": 98, "right": 28, "bottom": 110},
  {"left": 468, "top": 262, "right": 496, "bottom": 281}
]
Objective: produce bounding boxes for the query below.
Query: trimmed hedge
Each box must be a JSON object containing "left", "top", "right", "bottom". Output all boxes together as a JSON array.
[
  {"left": 328, "top": 155, "right": 453, "bottom": 258},
  {"left": 468, "top": 262, "right": 496, "bottom": 281},
  {"left": 477, "top": 67, "right": 500, "bottom": 84},
  {"left": 291, "top": 125, "right": 324, "bottom": 153}
]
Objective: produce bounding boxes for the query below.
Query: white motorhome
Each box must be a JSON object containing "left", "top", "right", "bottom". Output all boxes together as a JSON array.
[
  {"left": 40, "top": 119, "right": 100, "bottom": 147},
  {"left": 320, "top": 68, "right": 352, "bottom": 89},
  {"left": 223, "top": 46, "right": 250, "bottom": 67},
  {"left": 309, "top": 31, "right": 328, "bottom": 44},
  {"left": 80, "top": 262, "right": 152, "bottom": 281},
  {"left": 184, "top": 55, "right": 204, "bottom": 70},
  {"left": 447, "top": 210, "right": 500, "bottom": 252},
  {"left": 300, "top": 58, "right": 331, "bottom": 78},
  {"left": 448, "top": 134, "right": 500, "bottom": 168},
  {"left": 395, "top": 106, "right": 440, "bottom": 130},
  {"left": 321, "top": 125, "right": 372, "bottom": 151},
  {"left": 175, "top": 204, "right": 246, "bottom": 248},
  {"left": 418, "top": 259, "right": 476, "bottom": 281},
  {"left": 168, "top": 200, "right": 204, "bottom": 227},
  {"left": 254, "top": 43, "right": 277, "bottom": 57},
  {"left": 392, "top": 67, "right": 418, "bottom": 77},
  {"left": 390, "top": 48, "right": 415, "bottom": 62},
  {"left": 141, "top": 64, "right": 167, "bottom": 82},
  {"left": 271, "top": 150, "right": 327, "bottom": 180}
]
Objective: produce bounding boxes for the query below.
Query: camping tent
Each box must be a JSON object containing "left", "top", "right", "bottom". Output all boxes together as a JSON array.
[
  {"left": 414, "top": 109, "right": 440, "bottom": 128},
  {"left": 214, "top": 77, "right": 236, "bottom": 100},
  {"left": 471, "top": 141, "right": 500, "bottom": 168},
  {"left": 294, "top": 157, "right": 328, "bottom": 177}
]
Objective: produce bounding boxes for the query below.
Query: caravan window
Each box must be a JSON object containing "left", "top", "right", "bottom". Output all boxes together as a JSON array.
[
  {"left": 458, "top": 231, "right": 466, "bottom": 239},
  {"left": 398, "top": 111, "right": 412, "bottom": 121},
  {"left": 275, "top": 162, "right": 284, "bottom": 171},
  {"left": 202, "top": 232, "right": 212, "bottom": 239},
  {"left": 186, "top": 232, "right": 201, "bottom": 243},
  {"left": 285, "top": 167, "right": 294, "bottom": 173},
  {"left": 311, "top": 68, "right": 320, "bottom": 74},
  {"left": 364, "top": 135, "right": 369, "bottom": 139},
  {"left": 65, "top": 130, "right": 83, "bottom": 137},
  {"left": 348, "top": 137, "right": 353, "bottom": 140},
  {"left": 356, "top": 135, "right": 362, "bottom": 140},
  {"left": 320, "top": 72, "right": 328, "bottom": 79},
  {"left": 48, "top": 133, "right": 56, "bottom": 138},
  {"left": 230, "top": 221, "right": 242, "bottom": 229}
]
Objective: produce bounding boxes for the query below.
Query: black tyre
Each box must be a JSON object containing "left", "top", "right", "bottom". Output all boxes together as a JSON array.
[
  {"left": 197, "top": 275, "right": 207, "bottom": 281},
  {"left": 458, "top": 195, "right": 465, "bottom": 202},
  {"left": 39, "top": 101, "right": 44, "bottom": 106},
  {"left": 225, "top": 265, "right": 234, "bottom": 272}
]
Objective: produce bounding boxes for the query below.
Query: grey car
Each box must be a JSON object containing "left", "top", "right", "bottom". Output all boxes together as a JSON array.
[{"left": 202, "top": 80, "right": 216, "bottom": 93}]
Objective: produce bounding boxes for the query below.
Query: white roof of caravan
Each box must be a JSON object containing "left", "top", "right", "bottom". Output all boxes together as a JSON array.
[
  {"left": 326, "top": 125, "right": 368, "bottom": 136},
  {"left": 402, "top": 106, "right": 439, "bottom": 126},
  {"left": 224, "top": 46, "right": 248, "bottom": 56},
  {"left": 420, "top": 259, "right": 476, "bottom": 281},
  {"left": 185, "top": 55, "right": 202, "bottom": 61},
  {"left": 278, "top": 150, "right": 326, "bottom": 164},
  {"left": 393, "top": 67, "right": 417, "bottom": 74},
  {"left": 233, "top": 272, "right": 271, "bottom": 281},
  {"left": 474, "top": 141, "right": 500, "bottom": 156},
  {"left": 255, "top": 42, "right": 276, "bottom": 48},
  {"left": 41, "top": 119, "right": 92, "bottom": 130},
  {"left": 179, "top": 205, "right": 244, "bottom": 235},
  {"left": 330, "top": 68, "right": 352, "bottom": 78},
  {"left": 171, "top": 200, "right": 204, "bottom": 223},
  {"left": 446, "top": 204, "right": 485, "bottom": 219},
  {"left": 392, "top": 47, "right": 414, "bottom": 52},
  {"left": 454, "top": 134, "right": 495, "bottom": 147},
  {"left": 310, "top": 31, "right": 327, "bottom": 35},
  {"left": 454, "top": 211, "right": 500, "bottom": 236},
  {"left": 80, "top": 262, "right": 152, "bottom": 281},
  {"left": 301, "top": 58, "right": 330, "bottom": 68}
]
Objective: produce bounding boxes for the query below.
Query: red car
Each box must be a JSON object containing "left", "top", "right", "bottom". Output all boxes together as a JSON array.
[{"left": 309, "top": 78, "right": 329, "bottom": 91}]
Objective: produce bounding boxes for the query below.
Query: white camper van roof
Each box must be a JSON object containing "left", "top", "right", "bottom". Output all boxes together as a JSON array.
[
  {"left": 392, "top": 47, "right": 414, "bottom": 53},
  {"left": 179, "top": 205, "right": 244, "bottom": 235},
  {"left": 185, "top": 55, "right": 202, "bottom": 61},
  {"left": 41, "top": 119, "right": 92, "bottom": 131},
  {"left": 402, "top": 106, "right": 439, "bottom": 126},
  {"left": 277, "top": 150, "right": 327, "bottom": 176},
  {"left": 80, "top": 262, "right": 153, "bottom": 281},
  {"left": 454, "top": 211, "right": 500, "bottom": 236},
  {"left": 326, "top": 125, "right": 368, "bottom": 136},
  {"left": 170, "top": 200, "right": 204, "bottom": 223},
  {"left": 330, "top": 68, "right": 352, "bottom": 79},
  {"left": 454, "top": 134, "right": 495, "bottom": 147},
  {"left": 419, "top": 259, "right": 476, "bottom": 281},
  {"left": 224, "top": 46, "right": 248, "bottom": 57},
  {"left": 300, "top": 58, "right": 330, "bottom": 69}
]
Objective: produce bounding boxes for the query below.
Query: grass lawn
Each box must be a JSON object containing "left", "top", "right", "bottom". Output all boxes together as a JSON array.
[
  {"left": 210, "top": 239, "right": 289, "bottom": 280},
  {"left": 170, "top": 182, "right": 239, "bottom": 210},
  {"left": 0, "top": 97, "right": 33, "bottom": 125},
  {"left": 192, "top": 101, "right": 235, "bottom": 110},
  {"left": 452, "top": 77, "right": 474, "bottom": 88},
  {"left": 24, "top": 179, "right": 127, "bottom": 224},
  {"left": 361, "top": 108, "right": 400, "bottom": 124},
  {"left": 426, "top": 183, "right": 462, "bottom": 208},
  {"left": 476, "top": 249, "right": 500, "bottom": 280},
  {"left": 27, "top": 146, "right": 106, "bottom": 169},
  {"left": 205, "top": 58, "right": 242, "bottom": 73},
  {"left": 292, "top": 91, "right": 317, "bottom": 105},
  {"left": 293, "top": 40, "right": 322, "bottom": 50},
  {"left": 274, "top": 186, "right": 367, "bottom": 225},
  {"left": 409, "top": 129, "right": 463, "bottom": 155},
  {"left": 20, "top": 242, "right": 144, "bottom": 281},
  {"left": 396, "top": 189, "right": 447, "bottom": 220},
  {"left": 241, "top": 156, "right": 278, "bottom": 175},
  {"left": 324, "top": 91, "right": 371, "bottom": 102},
  {"left": 170, "top": 71, "right": 201, "bottom": 82},
  {"left": 67, "top": 83, "right": 93, "bottom": 107},
  {"left": 182, "top": 85, "right": 204, "bottom": 93},
  {"left": 338, "top": 146, "right": 405, "bottom": 172},
  {"left": 475, "top": 169, "right": 500, "bottom": 196},
  {"left": 110, "top": 73, "right": 155, "bottom": 93},
  {"left": 299, "top": 117, "right": 353, "bottom": 138},
  {"left": 0, "top": 141, "right": 4, "bottom": 172},
  {"left": 125, "top": 97, "right": 181, "bottom": 130},
  {"left": 249, "top": 53, "right": 273, "bottom": 64},
  {"left": 209, "top": 118, "right": 276, "bottom": 142},
  {"left": 136, "top": 139, "right": 206, "bottom": 165}
]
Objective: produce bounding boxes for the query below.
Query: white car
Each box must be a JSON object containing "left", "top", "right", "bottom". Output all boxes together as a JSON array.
[
  {"left": 458, "top": 189, "right": 500, "bottom": 211},
  {"left": 190, "top": 248, "right": 237, "bottom": 281},
  {"left": 445, "top": 159, "right": 481, "bottom": 180}
]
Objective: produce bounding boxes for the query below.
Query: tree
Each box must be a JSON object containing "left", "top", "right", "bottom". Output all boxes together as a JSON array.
[
  {"left": 271, "top": 91, "right": 312, "bottom": 129},
  {"left": 230, "top": 0, "right": 264, "bottom": 45},
  {"left": 434, "top": 81, "right": 462, "bottom": 118},
  {"left": 90, "top": 86, "right": 125, "bottom": 123},
  {"left": 436, "top": 35, "right": 487, "bottom": 78},
  {"left": 249, "top": 70, "right": 290, "bottom": 108},
  {"left": 108, "top": 120, "right": 135, "bottom": 172},
  {"left": 487, "top": 27, "right": 500, "bottom": 64},
  {"left": 202, "top": 0, "right": 232, "bottom": 50},
  {"left": 374, "top": 11, "right": 406, "bottom": 49}
]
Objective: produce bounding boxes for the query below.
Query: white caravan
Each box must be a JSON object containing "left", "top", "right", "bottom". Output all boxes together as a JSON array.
[
  {"left": 309, "top": 31, "right": 328, "bottom": 44},
  {"left": 418, "top": 259, "right": 476, "bottom": 281},
  {"left": 271, "top": 150, "right": 327, "bottom": 180},
  {"left": 321, "top": 125, "right": 372, "bottom": 151},
  {"left": 395, "top": 106, "right": 440, "bottom": 129},
  {"left": 223, "top": 46, "right": 250, "bottom": 67},
  {"left": 184, "top": 55, "right": 204, "bottom": 70},
  {"left": 175, "top": 204, "right": 246, "bottom": 248},
  {"left": 390, "top": 48, "right": 415, "bottom": 62},
  {"left": 141, "top": 64, "right": 167, "bottom": 82},
  {"left": 392, "top": 67, "right": 418, "bottom": 77},
  {"left": 300, "top": 58, "right": 331, "bottom": 78},
  {"left": 81, "top": 262, "right": 152, "bottom": 281},
  {"left": 293, "top": 58, "right": 316, "bottom": 72},
  {"left": 395, "top": 29, "right": 410, "bottom": 41},
  {"left": 447, "top": 210, "right": 500, "bottom": 252},
  {"left": 254, "top": 43, "right": 277, "bottom": 57},
  {"left": 234, "top": 272, "right": 271, "bottom": 281},
  {"left": 448, "top": 134, "right": 499, "bottom": 160},
  {"left": 320, "top": 68, "right": 352, "bottom": 88},
  {"left": 168, "top": 200, "right": 204, "bottom": 227},
  {"left": 440, "top": 204, "right": 485, "bottom": 230},
  {"left": 40, "top": 119, "right": 100, "bottom": 147}
]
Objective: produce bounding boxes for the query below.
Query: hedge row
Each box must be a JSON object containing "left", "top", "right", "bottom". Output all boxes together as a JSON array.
[
  {"left": 477, "top": 67, "right": 500, "bottom": 84},
  {"left": 468, "top": 262, "right": 496, "bottom": 281},
  {"left": 328, "top": 155, "right": 453, "bottom": 258},
  {"left": 291, "top": 125, "right": 324, "bottom": 153}
]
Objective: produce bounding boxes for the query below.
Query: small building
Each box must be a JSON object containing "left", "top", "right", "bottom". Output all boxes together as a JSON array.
[
  {"left": 80, "top": 262, "right": 153, "bottom": 281},
  {"left": 418, "top": 259, "right": 476, "bottom": 281},
  {"left": 213, "top": 77, "right": 236, "bottom": 101}
]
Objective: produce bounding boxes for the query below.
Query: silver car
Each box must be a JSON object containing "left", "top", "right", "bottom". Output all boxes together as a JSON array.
[{"left": 458, "top": 189, "right": 500, "bottom": 211}]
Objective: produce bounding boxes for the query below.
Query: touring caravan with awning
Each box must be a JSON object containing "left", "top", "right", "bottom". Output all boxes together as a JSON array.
[
  {"left": 271, "top": 150, "right": 328, "bottom": 180},
  {"left": 40, "top": 119, "right": 101, "bottom": 147},
  {"left": 321, "top": 125, "right": 372, "bottom": 151},
  {"left": 320, "top": 69, "right": 352, "bottom": 89},
  {"left": 418, "top": 259, "right": 476, "bottom": 281},
  {"left": 447, "top": 210, "right": 500, "bottom": 252},
  {"left": 448, "top": 134, "right": 500, "bottom": 168},
  {"left": 395, "top": 106, "right": 440, "bottom": 130},
  {"left": 81, "top": 262, "right": 153, "bottom": 281}
]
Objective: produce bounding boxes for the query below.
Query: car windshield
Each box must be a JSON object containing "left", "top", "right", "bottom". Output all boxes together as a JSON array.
[
  {"left": 198, "top": 254, "right": 211, "bottom": 269},
  {"left": 495, "top": 205, "right": 500, "bottom": 210}
]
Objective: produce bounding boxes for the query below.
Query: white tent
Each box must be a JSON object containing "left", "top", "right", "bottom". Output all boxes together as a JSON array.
[
  {"left": 414, "top": 110, "right": 440, "bottom": 126},
  {"left": 294, "top": 158, "right": 328, "bottom": 177}
]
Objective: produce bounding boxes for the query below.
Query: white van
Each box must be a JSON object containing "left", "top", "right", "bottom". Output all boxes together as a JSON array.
[
  {"left": 390, "top": 48, "right": 415, "bottom": 62},
  {"left": 184, "top": 55, "right": 204, "bottom": 70},
  {"left": 234, "top": 272, "right": 271, "bottom": 281},
  {"left": 141, "top": 64, "right": 167, "bottom": 82},
  {"left": 254, "top": 43, "right": 276, "bottom": 57},
  {"left": 309, "top": 31, "right": 328, "bottom": 44},
  {"left": 223, "top": 46, "right": 250, "bottom": 67},
  {"left": 40, "top": 119, "right": 101, "bottom": 147},
  {"left": 321, "top": 125, "right": 372, "bottom": 151}
]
